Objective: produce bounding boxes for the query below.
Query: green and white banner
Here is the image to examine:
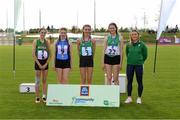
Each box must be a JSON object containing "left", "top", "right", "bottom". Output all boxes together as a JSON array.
[{"left": 46, "top": 84, "right": 120, "bottom": 107}]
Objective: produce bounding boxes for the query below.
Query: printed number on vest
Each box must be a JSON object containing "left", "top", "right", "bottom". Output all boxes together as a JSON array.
[
  {"left": 37, "top": 50, "right": 48, "bottom": 60},
  {"left": 106, "top": 46, "right": 119, "bottom": 56},
  {"left": 57, "top": 45, "right": 68, "bottom": 55},
  {"left": 82, "top": 47, "right": 92, "bottom": 56}
]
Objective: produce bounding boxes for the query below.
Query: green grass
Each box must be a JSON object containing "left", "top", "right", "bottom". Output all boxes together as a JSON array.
[{"left": 0, "top": 44, "right": 180, "bottom": 119}]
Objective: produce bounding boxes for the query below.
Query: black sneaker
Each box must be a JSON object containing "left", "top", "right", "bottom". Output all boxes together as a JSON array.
[
  {"left": 35, "top": 97, "right": 40, "bottom": 103},
  {"left": 42, "top": 97, "right": 46, "bottom": 103}
]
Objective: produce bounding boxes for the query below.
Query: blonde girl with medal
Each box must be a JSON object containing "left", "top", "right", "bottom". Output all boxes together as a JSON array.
[
  {"left": 102, "top": 23, "right": 124, "bottom": 85},
  {"left": 53, "top": 28, "right": 72, "bottom": 84},
  {"left": 77, "top": 24, "right": 96, "bottom": 84},
  {"left": 32, "top": 28, "right": 51, "bottom": 103}
]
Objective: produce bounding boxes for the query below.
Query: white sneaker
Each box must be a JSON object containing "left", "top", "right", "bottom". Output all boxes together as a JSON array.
[
  {"left": 124, "top": 97, "right": 133, "bottom": 103},
  {"left": 42, "top": 94, "right": 46, "bottom": 103},
  {"left": 35, "top": 97, "right": 40, "bottom": 103},
  {"left": 136, "top": 98, "right": 142, "bottom": 104}
]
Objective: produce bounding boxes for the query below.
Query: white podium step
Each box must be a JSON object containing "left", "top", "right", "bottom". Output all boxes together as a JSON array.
[
  {"left": 105, "top": 74, "right": 127, "bottom": 93},
  {"left": 19, "top": 83, "right": 35, "bottom": 93}
]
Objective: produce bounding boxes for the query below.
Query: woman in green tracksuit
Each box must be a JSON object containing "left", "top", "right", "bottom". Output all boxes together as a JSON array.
[{"left": 125, "top": 30, "right": 147, "bottom": 104}]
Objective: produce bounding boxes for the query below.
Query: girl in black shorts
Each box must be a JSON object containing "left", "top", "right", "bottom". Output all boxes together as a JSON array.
[
  {"left": 32, "top": 28, "right": 51, "bottom": 103},
  {"left": 77, "top": 24, "right": 96, "bottom": 84},
  {"left": 102, "top": 23, "right": 124, "bottom": 85},
  {"left": 53, "top": 27, "right": 72, "bottom": 84}
]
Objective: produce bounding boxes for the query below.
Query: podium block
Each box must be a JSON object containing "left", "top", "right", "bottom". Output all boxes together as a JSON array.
[
  {"left": 19, "top": 83, "right": 35, "bottom": 93},
  {"left": 105, "top": 74, "right": 127, "bottom": 93}
]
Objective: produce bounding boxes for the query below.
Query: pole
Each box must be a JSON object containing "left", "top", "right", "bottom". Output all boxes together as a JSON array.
[
  {"left": 153, "top": 0, "right": 163, "bottom": 73},
  {"left": 13, "top": 34, "right": 16, "bottom": 72},
  {"left": 76, "top": 9, "right": 78, "bottom": 29},
  {"left": 13, "top": 0, "right": 16, "bottom": 72},
  {"left": 39, "top": 9, "right": 41, "bottom": 28},
  {"left": 144, "top": 11, "right": 146, "bottom": 32},
  {"left": 6, "top": 9, "right": 8, "bottom": 33},
  {"left": 153, "top": 40, "right": 158, "bottom": 73},
  {"left": 23, "top": 0, "right": 25, "bottom": 32},
  {"left": 94, "top": 0, "right": 96, "bottom": 31}
]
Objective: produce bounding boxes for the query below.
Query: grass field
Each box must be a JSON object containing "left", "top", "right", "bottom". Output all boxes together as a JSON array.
[{"left": 0, "top": 44, "right": 180, "bottom": 119}]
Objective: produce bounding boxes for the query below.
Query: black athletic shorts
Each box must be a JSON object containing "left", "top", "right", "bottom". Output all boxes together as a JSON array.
[
  {"left": 79, "top": 55, "right": 94, "bottom": 67},
  {"left": 55, "top": 59, "right": 71, "bottom": 69},
  {"left": 104, "top": 54, "right": 120, "bottom": 65},
  {"left": 35, "top": 59, "right": 48, "bottom": 70}
]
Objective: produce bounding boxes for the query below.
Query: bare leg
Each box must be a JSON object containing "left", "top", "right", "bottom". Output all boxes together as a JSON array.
[
  {"left": 42, "top": 70, "right": 48, "bottom": 96},
  {"left": 113, "top": 65, "right": 120, "bottom": 85},
  {"left": 62, "top": 68, "right": 70, "bottom": 84},
  {"left": 87, "top": 67, "right": 93, "bottom": 84},
  {"left": 56, "top": 68, "right": 63, "bottom": 84},
  {"left": 35, "top": 70, "right": 41, "bottom": 98},
  {"left": 80, "top": 67, "right": 86, "bottom": 84},
  {"left": 105, "top": 64, "right": 113, "bottom": 85}
]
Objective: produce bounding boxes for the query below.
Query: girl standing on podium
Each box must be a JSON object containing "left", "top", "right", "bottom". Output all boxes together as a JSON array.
[
  {"left": 32, "top": 28, "right": 51, "bottom": 103},
  {"left": 77, "top": 24, "right": 96, "bottom": 84},
  {"left": 53, "top": 27, "right": 72, "bottom": 84},
  {"left": 102, "top": 22, "right": 124, "bottom": 85}
]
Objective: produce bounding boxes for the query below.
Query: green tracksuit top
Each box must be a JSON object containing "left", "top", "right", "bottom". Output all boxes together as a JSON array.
[{"left": 126, "top": 40, "right": 147, "bottom": 65}]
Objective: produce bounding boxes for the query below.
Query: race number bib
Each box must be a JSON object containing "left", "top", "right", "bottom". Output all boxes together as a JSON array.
[
  {"left": 57, "top": 45, "right": 68, "bottom": 55},
  {"left": 81, "top": 47, "right": 92, "bottom": 56},
  {"left": 37, "top": 50, "right": 48, "bottom": 60},
  {"left": 105, "top": 46, "right": 119, "bottom": 56}
]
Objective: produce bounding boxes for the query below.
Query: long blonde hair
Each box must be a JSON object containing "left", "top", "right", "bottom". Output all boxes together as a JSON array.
[{"left": 129, "top": 29, "right": 140, "bottom": 43}]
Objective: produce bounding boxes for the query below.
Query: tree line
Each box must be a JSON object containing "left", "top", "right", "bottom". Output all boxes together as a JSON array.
[{"left": 0, "top": 25, "right": 179, "bottom": 34}]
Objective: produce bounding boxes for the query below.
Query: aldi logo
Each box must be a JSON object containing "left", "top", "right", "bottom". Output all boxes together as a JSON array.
[{"left": 80, "top": 86, "right": 89, "bottom": 96}]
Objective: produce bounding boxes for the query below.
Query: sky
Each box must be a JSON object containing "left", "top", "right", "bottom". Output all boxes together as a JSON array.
[{"left": 0, "top": 0, "right": 180, "bottom": 31}]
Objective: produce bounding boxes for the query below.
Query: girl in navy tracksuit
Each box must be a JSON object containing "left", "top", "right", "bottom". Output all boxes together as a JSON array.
[{"left": 125, "top": 30, "right": 148, "bottom": 104}]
